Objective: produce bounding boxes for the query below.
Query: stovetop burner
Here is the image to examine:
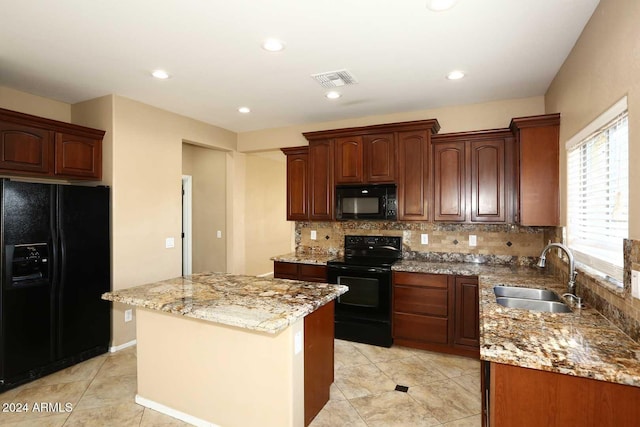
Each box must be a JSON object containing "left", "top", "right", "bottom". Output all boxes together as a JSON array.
[{"left": 328, "top": 235, "right": 402, "bottom": 268}]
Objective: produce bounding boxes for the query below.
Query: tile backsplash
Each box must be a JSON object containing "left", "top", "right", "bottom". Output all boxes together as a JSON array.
[
  {"left": 295, "top": 221, "right": 550, "bottom": 265},
  {"left": 545, "top": 227, "right": 640, "bottom": 343}
]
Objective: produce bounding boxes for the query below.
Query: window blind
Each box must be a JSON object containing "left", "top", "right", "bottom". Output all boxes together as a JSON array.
[{"left": 567, "top": 107, "right": 628, "bottom": 282}]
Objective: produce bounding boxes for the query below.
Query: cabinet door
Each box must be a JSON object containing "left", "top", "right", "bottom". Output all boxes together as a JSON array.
[
  {"left": 0, "top": 121, "right": 53, "bottom": 175},
  {"left": 397, "top": 130, "right": 429, "bottom": 220},
  {"left": 308, "top": 140, "right": 334, "bottom": 220},
  {"left": 364, "top": 133, "right": 395, "bottom": 183},
  {"left": 518, "top": 125, "right": 559, "bottom": 226},
  {"left": 55, "top": 133, "right": 102, "bottom": 179},
  {"left": 470, "top": 139, "right": 505, "bottom": 222},
  {"left": 335, "top": 136, "right": 363, "bottom": 184},
  {"left": 454, "top": 276, "right": 479, "bottom": 349},
  {"left": 285, "top": 150, "right": 309, "bottom": 220},
  {"left": 273, "top": 261, "right": 300, "bottom": 280},
  {"left": 433, "top": 141, "right": 466, "bottom": 221},
  {"left": 299, "top": 264, "right": 327, "bottom": 283}
]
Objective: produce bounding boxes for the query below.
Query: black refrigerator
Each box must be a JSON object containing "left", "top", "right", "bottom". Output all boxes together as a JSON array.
[{"left": 0, "top": 179, "right": 110, "bottom": 390}]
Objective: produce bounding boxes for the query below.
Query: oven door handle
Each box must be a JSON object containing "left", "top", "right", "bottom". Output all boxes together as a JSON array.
[{"left": 329, "top": 265, "right": 388, "bottom": 274}]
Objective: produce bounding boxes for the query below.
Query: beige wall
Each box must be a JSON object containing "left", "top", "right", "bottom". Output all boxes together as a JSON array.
[
  {"left": 244, "top": 151, "right": 294, "bottom": 275},
  {"left": 182, "top": 143, "right": 227, "bottom": 273},
  {"left": 0, "top": 86, "right": 71, "bottom": 122},
  {"left": 238, "top": 96, "right": 545, "bottom": 151},
  {"left": 545, "top": 0, "right": 640, "bottom": 239}
]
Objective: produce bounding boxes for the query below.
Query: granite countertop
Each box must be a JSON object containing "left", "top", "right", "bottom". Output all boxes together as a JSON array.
[
  {"left": 393, "top": 260, "right": 640, "bottom": 387},
  {"left": 102, "top": 272, "right": 348, "bottom": 334},
  {"left": 271, "top": 252, "right": 336, "bottom": 265}
]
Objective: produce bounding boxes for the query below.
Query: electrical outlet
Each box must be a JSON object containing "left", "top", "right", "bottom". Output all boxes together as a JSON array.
[
  {"left": 125, "top": 309, "right": 133, "bottom": 322},
  {"left": 632, "top": 270, "right": 640, "bottom": 299},
  {"left": 165, "top": 237, "right": 175, "bottom": 248},
  {"left": 216, "top": 230, "right": 222, "bottom": 238},
  {"left": 310, "top": 230, "right": 317, "bottom": 240},
  {"left": 421, "top": 234, "right": 428, "bottom": 245},
  {"left": 469, "top": 235, "right": 477, "bottom": 247}
]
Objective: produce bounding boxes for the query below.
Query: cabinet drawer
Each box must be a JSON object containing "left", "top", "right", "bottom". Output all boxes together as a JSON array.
[
  {"left": 393, "top": 313, "right": 448, "bottom": 344},
  {"left": 393, "top": 272, "right": 448, "bottom": 289},
  {"left": 299, "top": 264, "right": 327, "bottom": 283},
  {"left": 394, "top": 285, "right": 448, "bottom": 316},
  {"left": 274, "top": 262, "right": 299, "bottom": 280}
]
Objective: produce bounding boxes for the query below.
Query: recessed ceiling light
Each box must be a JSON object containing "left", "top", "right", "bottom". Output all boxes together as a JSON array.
[
  {"left": 238, "top": 107, "right": 251, "bottom": 114},
  {"left": 151, "top": 69, "right": 170, "bottom": 79},
  {"left": 446, "top": 70, "right": 465, "bottom": 80},
  {"left": 261, "top": 38, "right": 285, "bottom": 52},
  {"left": 426, "top": 0, "right": 458, "bottom": 12},
  {"left": 325, "top": 91, "right": 341, "bottom": 100}
]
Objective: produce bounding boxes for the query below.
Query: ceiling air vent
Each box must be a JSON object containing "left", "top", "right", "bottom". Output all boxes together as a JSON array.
[{"left": 310, "top": 69, "right": 358, "bottom": 88}]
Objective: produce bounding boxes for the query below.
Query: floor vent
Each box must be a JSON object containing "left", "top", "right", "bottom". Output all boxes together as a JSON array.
[
  {"left": 310, "top": 69, "right": 358, "bottom": 88},
  {"left": 395, "top": 385, "right": 409, "bottom": 393}
]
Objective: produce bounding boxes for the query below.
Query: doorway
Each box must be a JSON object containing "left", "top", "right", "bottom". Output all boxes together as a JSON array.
[{"left": 182, "top": 175, "right": 193, "bottom": 276}]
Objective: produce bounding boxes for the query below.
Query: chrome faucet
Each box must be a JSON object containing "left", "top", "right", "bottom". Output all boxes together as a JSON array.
[
  {"left": 537, "top": 243, "right": 577, "bottom": 292},
  {"left": 562, "top": 293, "right": 582, "bottom": 309}
]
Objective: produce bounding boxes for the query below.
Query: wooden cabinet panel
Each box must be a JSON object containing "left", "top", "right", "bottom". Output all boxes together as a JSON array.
[
  {"left": 55, "top": 133, "right": 102, "bottom": 179},
  {"left": 511, "top": 115, "right": 560, "bottom": 226},
  {"left": 397, "top": 130, "right": 429, "bottom": 220},
  {"left": 470, "top": 140, "right": 505, "bottom": 222},
  {"left": 489, "top": 362, "right": 640, "bottom": 427},
  {"left": 393, "top": 271, "right": 448, "bottom": 288},
  {"left": 454, "top": 276, "right": 479, "bottom": 349},
  {"left": 364, "top": 133, "right": 395, "bottom": 183},
  {"left": 433, "top": 141, "right": 466, "bottom": 221},
  {"left": 335, "top": 136, "right": 363, "bottom": 184},
  {"left": 394, "top": 286, "right": 448, "bottom": 316},
  {"left": 282, "top": 147, "right": 309, "bottom": 221},
  {"left": 308, "top": 140, "right": 333, "bottom": 220},
  {"left": 304, "top": 301, "right": 334, "bottom": 426},
  {"left": 393, "top": 312, "right": 449, "bottom": 344},
  {"left": 299, "top": 264, "right": 328, "bottom": 283},
  {"left": 274, "top": 261, "right": 327, "bottom": 283},
  {"left": 0, "top": 121, "right": 53, "bottom": 174}
]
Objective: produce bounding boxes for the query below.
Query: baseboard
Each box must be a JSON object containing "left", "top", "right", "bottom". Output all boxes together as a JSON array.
[
  {"left": 109, "top": 339, "right": 137, "bottom": 353},
  {"left": 257, "top": 271, "right": 274, "bottom": 278},
  {"left": 135, "top": 395, "right": 220, "bottom": 427}
]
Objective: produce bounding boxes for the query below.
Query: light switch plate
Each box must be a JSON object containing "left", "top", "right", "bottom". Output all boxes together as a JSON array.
[
  {"left": 216, "top": 230, "right": 222, "bottom": 238},
  {"left": 421, "top": 234, "right": 428, "bottom": 245},
  {"left": 125, "top": 309, "right": 133, "bottom": 322},
  {"left": 310, "top": 230, "right": 317, "bottom": 240},
  {"left": 632, "top": 270, "right": 640, "bottom": 299},
  {"left": 469, "top": 235, "right": 477, "bottom": 247},
  {"left": 165, "top": 237, "right": 175, "bottom": 248}
]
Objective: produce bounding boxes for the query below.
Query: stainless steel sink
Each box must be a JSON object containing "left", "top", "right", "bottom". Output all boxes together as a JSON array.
[
  {"left": 493, "top": 286, "right": 561, "bottom": 302},
  {"left": 495, "top": 297, "right": 572, "bottom": 313}
]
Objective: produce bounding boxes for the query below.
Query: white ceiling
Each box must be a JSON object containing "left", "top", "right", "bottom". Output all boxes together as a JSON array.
[{"left": 0, "top": 0, "right": 599, "bottom": 133}]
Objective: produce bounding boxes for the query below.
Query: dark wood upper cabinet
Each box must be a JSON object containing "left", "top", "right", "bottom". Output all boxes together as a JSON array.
[
  {"left": 282, "top": 146, "right": 309, "bottom": 221},
  {"left": 0, "top": 108, "right": 105, "bottom": 181},
  {"left": 334, "top": 136, "right": 363, "bottom": 184},
  {"left": 510, "top": 114, "right": 560, "bottom": 226},
  {"left": 55, "top": 133, "right": 102, "bottom": 179},
  {"left": 397, "top": 130, "right": 430, "bottom": 220},
  {"left": 432, "top": 130, "right": 513, "bottom": 223},
  {"left": 364, "top": 133, "right": 395, "bottom": 183},
  {"left": 0, "top": 121, "right": 53, "bottom": 175},
  {"left": 470, "top": 139, "right": 507, "bottom": 222},
  {"left": 308, "top": 140, "right": 334, "bottom": 220},
  {"left": 433, "top": 141, "right": 466, "bottom": 222}
]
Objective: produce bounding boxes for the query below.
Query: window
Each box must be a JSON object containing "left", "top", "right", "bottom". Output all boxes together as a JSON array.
[{"left": 567, "top": 97, "right": 628, "bottom": 283}]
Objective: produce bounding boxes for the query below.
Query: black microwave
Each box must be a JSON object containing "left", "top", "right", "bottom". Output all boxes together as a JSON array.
[{"left": 335, "top": 184, "right": 397, "bottom": 220}]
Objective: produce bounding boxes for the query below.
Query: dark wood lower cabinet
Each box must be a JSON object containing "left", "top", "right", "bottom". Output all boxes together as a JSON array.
[
  {"left": 273, "top": 261, "right": 327, "bottom": 283},
  {"left": 484, "top": 361, "right": 640, "bottom": 427},
  {"left": 392, "top": 272, "right": 479, "bottom": 358},
  {"left": 304, "top": 301, "right": 334, "bottom": 426}
]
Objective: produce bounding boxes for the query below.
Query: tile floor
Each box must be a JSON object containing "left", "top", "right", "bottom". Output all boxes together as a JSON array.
[
  {"left": 0, "top": 341, "right": 481, "bottom": 426},
  {"left": 310, "top": 340, "right": 481, "bottom": 427}
]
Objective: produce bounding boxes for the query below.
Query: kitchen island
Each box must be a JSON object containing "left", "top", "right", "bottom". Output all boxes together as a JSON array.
[{"left": 102, "top": 272, "right": 347, "bottom": 427}]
